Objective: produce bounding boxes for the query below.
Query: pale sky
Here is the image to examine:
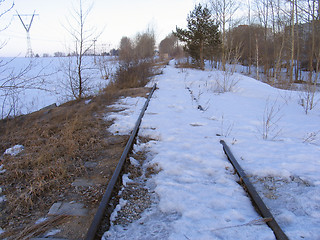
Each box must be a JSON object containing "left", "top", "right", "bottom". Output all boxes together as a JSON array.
[{"left": 0, "top": 0, "right": 200, "bottom": 57}]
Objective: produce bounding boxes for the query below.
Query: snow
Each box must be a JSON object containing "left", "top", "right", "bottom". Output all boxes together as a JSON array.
[
  {"left": 44, "top": 229, "right": 61, "bottom": 237},
  {"left": 103, "top": 61, "right": 320, "bottom": 239},
  {"left": 105, "top": 97, "right": 147, "bottom": 135},
  {"left": 0, "top": 164, "right": 5, "bottom": 174},
  {"left": 122, "top": 174, "right": 133, "bottom": 186},
  {"left": 0, "top": 56, "right": 319, "bottom": 239},
  {"left": 35, "top": 217, "right": 48, "bottom": 225},
  {"left": 4, "top": 144, "right": 24, "bottom": 156},
  {"left": 110, "top": 199, "right": 128, "bottom": 222},
  {"left": 0, "top": 56, "right": 115, "bottom": 118}
]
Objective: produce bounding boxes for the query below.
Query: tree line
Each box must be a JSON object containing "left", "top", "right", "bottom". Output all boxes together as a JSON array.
[{"left": 160, "top": 0, "right": 320, "bottom": 86}]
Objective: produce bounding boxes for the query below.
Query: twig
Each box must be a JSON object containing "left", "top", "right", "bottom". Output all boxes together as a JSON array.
[
  {"left": 209, "top": 217, "right": 272, "bottom": 232},
  {"left": 184, "top": 217, "right": 272, "bottom": 240}
]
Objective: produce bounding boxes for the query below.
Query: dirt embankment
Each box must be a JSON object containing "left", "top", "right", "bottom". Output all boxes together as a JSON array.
[{"left": 0, "top": 86, "right": 151, "bottom": 240}]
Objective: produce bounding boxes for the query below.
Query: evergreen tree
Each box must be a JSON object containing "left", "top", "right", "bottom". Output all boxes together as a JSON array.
[{"left": 174, "top": 4, "right": 220, "bottom": 70}]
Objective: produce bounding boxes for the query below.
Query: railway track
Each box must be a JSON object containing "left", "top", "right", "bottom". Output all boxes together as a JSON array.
[
  {"left": 85, "top": 83, "right": 157, "bottom": 240},
  {"left": 82, "top": 82, "right": 289, "bottom": 240},
  {"left": 220, "top": 140, "right": 289, "bottom": 240}
]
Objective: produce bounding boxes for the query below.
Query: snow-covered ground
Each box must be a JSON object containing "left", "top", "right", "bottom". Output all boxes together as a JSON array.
[
  {"left": 0, "top": 56, "right": 116, "bottom": 118},
  {"left": 104, "top": 61, "right": 320, "bottom": 239}
]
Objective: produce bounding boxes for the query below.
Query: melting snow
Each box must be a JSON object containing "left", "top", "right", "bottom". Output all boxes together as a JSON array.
[
  {"left": 103, "top": 61, "right": 320, "bottom": 239},
  {"left": 4, "top": 145, "right": 24, "bottom": 156}
]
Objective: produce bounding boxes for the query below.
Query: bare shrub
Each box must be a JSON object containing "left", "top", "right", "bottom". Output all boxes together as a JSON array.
[
  {"left": 97, "top": 55, "right": 116, "bottom": 80},
  {"left": 212, "top": 43, "right": 241, "bottom": 93},
  {"left": 214, "top": 71, "right": 239, "bottom": 93},
  {"left": 303, "top": 130, "right": 320, "bottom": 144},
  {"left": 260, "top": 98, "right": 283, "bottom": 140},
  {"left": 114, "top": 61, "right": 153, "bottom": 89},
  {"left": 219, "top": 114, "right": 234, "bottom": 137},
  {"left": 298, "top": 82, "right": 319, "bottom": 114}
]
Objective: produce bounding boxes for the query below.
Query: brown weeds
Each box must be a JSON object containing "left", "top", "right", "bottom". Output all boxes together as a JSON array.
[
  {"left": 114, "top": 61, "right": 154, "bottom": 89},
  {"left": 0, "top": 86, "right": 121, "bottom": 231}
]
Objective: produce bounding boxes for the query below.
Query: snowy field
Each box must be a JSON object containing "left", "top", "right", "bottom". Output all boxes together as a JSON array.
[
  {"left": 0, "top": 56, "right": 116, "bottom": 118},
  {"left": 104, "top": 61, "right": 320, "bottom": 239}
]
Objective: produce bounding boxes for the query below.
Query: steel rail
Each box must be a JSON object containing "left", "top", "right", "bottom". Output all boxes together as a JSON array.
[
  {"left": 85, "top": 83, "right": 157, "bottom": 240},
  {"left": 220, "top": 140, "right": 289, "bottom": 240}
]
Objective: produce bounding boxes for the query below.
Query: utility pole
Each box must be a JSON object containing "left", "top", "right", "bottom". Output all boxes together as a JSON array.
[{"left": 15, "top": 10, "right": 39, "bottom": 57}]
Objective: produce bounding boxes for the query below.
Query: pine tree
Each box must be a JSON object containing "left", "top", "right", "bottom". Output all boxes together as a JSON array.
[{"left": 174, "top": 4, "right": 220, "bottom": 70}]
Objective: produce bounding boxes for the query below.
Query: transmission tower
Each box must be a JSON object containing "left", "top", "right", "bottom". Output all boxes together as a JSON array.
[{"left": 15, "top": 10, "right": 39, "bottom": 57}]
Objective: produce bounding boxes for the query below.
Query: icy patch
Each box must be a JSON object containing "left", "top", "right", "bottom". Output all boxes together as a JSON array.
[
  {"left": 0, "top": 165, "right": 5, "bottom": 174},
  {"left": 0, "top": 195, "right": 6, "bottom": 203},
  {"left": 44, "top": 229, "right": 60, "bottom": 237},
  {"left": 4, "top": 145, "right": 24, "bottom": 156},
  {"left": 35, "top": 217, "right": 48, "bottom": 225},
  {"left": 0, "top": 228, "right": 4, "bottom": 235}
]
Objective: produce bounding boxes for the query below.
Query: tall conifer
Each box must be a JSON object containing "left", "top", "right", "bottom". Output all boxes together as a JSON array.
[{"left": 174, "top": 4, "right": 220, "bottom": 70}]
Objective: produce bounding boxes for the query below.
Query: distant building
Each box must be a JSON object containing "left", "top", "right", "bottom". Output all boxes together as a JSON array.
[{"left": 110, "top": 49, "right": 119, "bottom": 56}]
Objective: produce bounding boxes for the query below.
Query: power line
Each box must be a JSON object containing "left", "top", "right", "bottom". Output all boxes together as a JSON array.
[{"left": 2, "top": 31, "right": 64, "bottom": 43}]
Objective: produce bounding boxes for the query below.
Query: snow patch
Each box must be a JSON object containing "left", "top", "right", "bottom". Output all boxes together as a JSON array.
[
  {"left": 110, "top": 198, "right": 127, "bottom": 222},
  {"left": 122, "top": 174, "right": 133, "bottom": 186},
  {"left": 4, "top": 145, "right": 24, "bottom": 156},
  {"left": 44, "top": 229, "right": 61, "bottom": 237},
  {"left": 103, "top": 64, "right": 320, "bottom": 239},
  {"left": 0, "top": 164, "right": 5, "bottom": 174},
  {"left": 35, "top": 217, "right": 48, "bottom": 225}
]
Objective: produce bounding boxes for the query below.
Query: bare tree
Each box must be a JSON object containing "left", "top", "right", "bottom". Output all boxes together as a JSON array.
[
  {"left": 115, "top": 30, "right": 156, "bottom": 89},
  {"left": 210, "top": 0, "right": 240, "bottom": 71},
  {"left": 159, "top": 33, "right": 184, "bottom": 59},
  {"left": 119, "top": 36, "right": 134, "bottom": 65},
  {"left": 62, "top": 0, "right": 100, "bottom": 99},
  {"left": 134, "top": 31, "right": 155, "bottom": 61}
]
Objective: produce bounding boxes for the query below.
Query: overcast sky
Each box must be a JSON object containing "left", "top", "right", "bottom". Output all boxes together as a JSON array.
[{"left": 0, "top": 0, "right": 200, "bottom": 57}]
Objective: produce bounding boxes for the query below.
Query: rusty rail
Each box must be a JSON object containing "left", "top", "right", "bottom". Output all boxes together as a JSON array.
[
  {"left": 85, "top": 83, "right": 157, "bottom": 240},
  {"left": 220, "top": 140, "right": 289, "bottom": 240}
]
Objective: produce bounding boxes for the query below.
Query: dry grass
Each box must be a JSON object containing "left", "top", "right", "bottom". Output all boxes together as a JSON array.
[
  {"left": 0, "top": 85, "right": 125, "bottom": 232},
  {"left": 5, "top": 215, "right": 71, "bottom": 240},
  {"left": 0, "top": 58, "right": 162, "bottom": 235}
]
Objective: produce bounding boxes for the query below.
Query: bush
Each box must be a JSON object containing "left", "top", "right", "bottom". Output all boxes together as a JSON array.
[
  {"left": 114, "top": 61, "right": 153, "bottom": 89},
  {"left": 114, "top": 31, "right": 156, "bottom": 89}
]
